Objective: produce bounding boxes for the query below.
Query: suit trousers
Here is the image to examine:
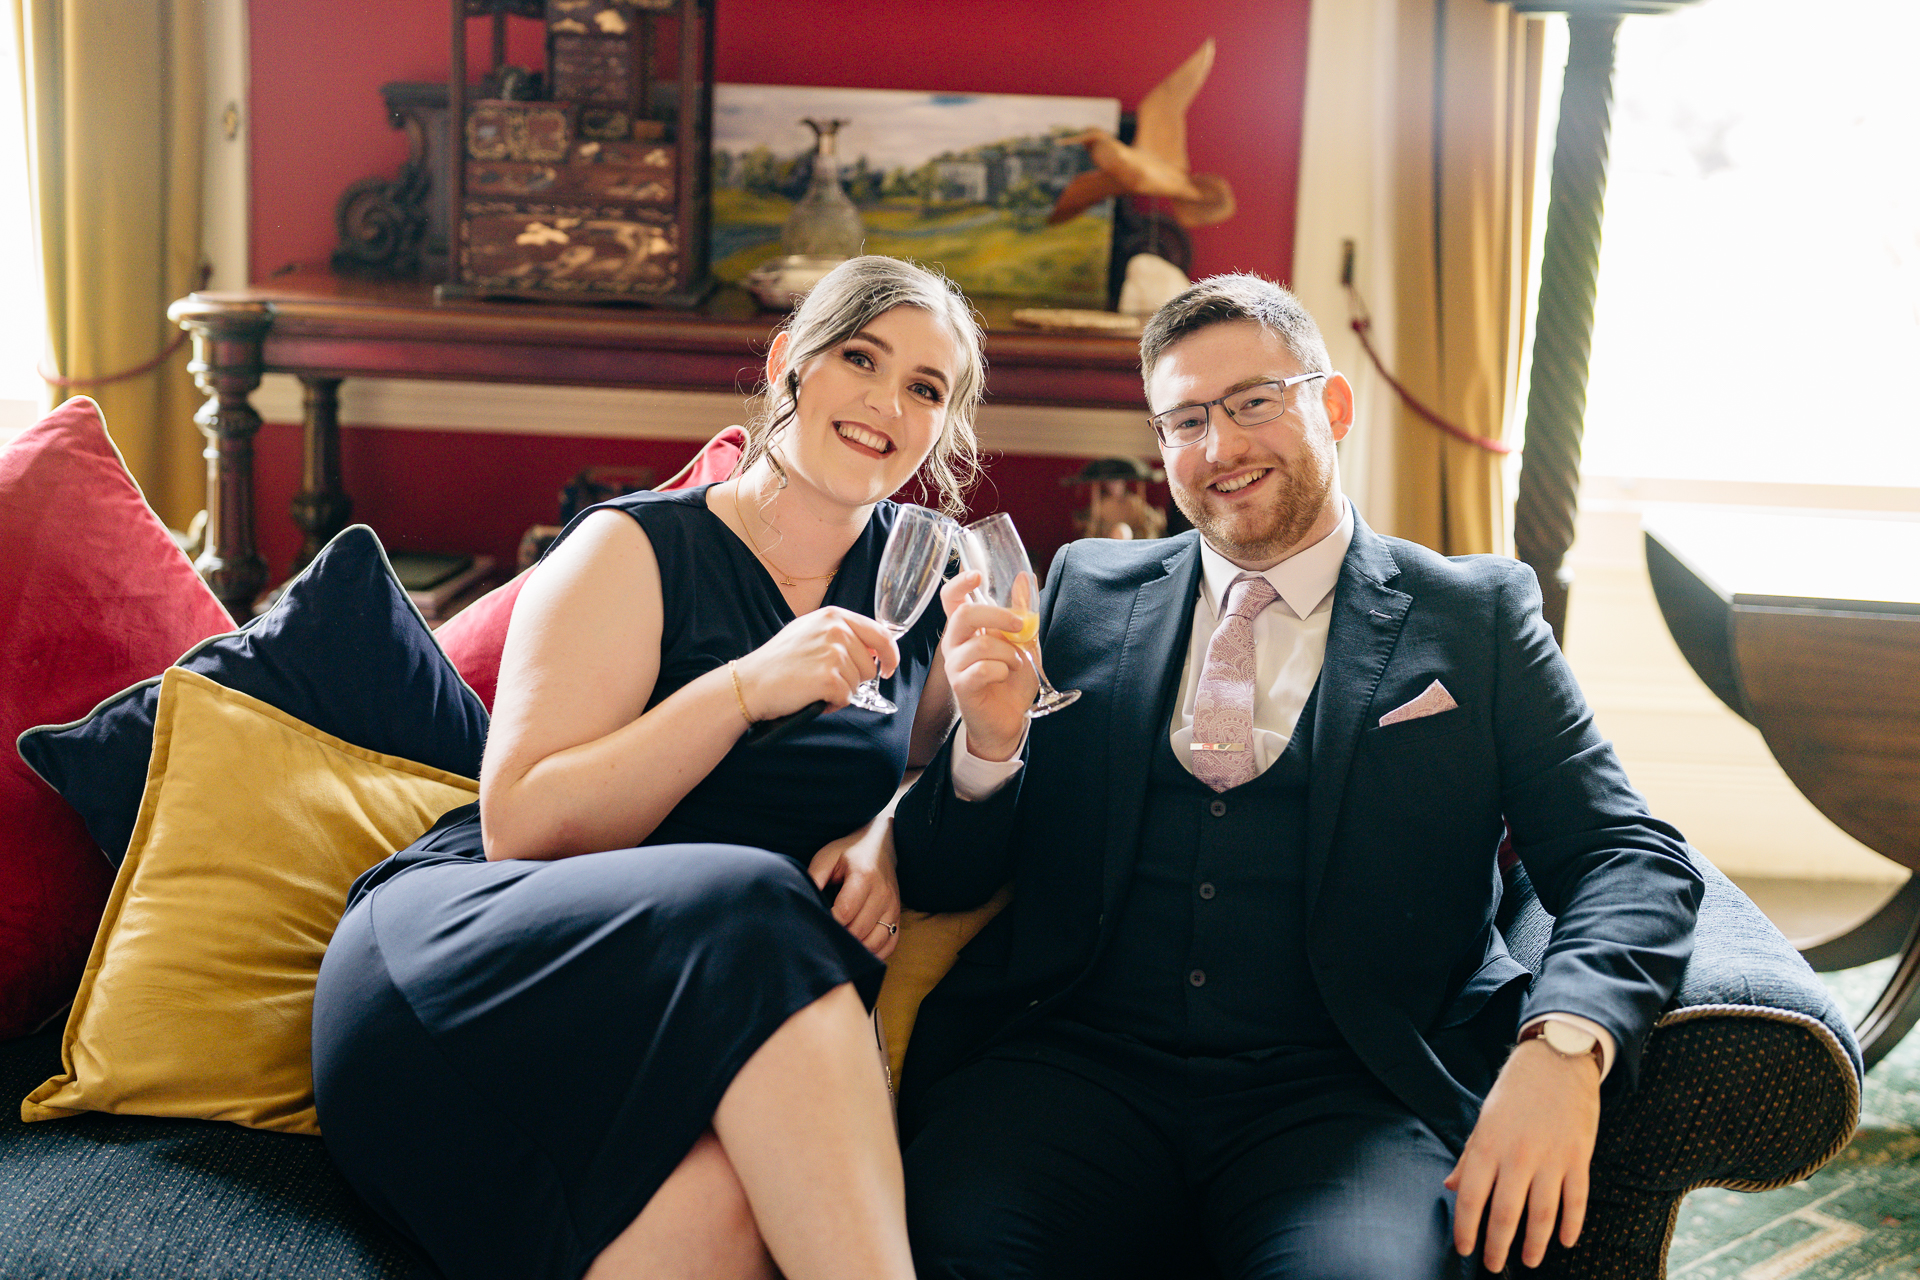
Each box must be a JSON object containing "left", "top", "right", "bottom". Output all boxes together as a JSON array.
[{"left": 903, "top": 1021, "right": 1473, "bottom": 1280}]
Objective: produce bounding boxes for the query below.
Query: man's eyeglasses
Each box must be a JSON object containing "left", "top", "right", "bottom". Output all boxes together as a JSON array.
[{"left": 1148, "top": 372, "right": 1332, "bottom": 448}]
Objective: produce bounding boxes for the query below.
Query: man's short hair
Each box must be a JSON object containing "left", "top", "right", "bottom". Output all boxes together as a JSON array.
[{"left": 1139, "top": 273, "right": 1333, "bottom": 387}]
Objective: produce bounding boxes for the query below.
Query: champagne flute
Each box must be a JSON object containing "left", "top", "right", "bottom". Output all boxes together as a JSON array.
[
  {"left": 958, "top": 513, "right": 1081, "bottom": 717},
  {"left": 847, "top": 505, "right": 952, "bottom": 714}
]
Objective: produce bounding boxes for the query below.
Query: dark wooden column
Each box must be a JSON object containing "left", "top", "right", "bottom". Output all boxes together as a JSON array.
[
  {"left": 167, "top": 297, "right": 273, "bottom": 622},
  {"left": 290, "top": 377, "right": 352, "bottom": 574},
  {"left": 1506, "top": 0, "right": 1702, "bottom": 646}
]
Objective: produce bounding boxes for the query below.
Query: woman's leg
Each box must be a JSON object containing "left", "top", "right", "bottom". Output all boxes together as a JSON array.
[
  {"left": 589, "top": 982, "right": 912, "bottom": 1280},
  {"left": 584, "top": 1131, "right": 777, "bottom": 1280},
  {"left": 718, "top": 981, "right": 914, "bottom": 1279}
]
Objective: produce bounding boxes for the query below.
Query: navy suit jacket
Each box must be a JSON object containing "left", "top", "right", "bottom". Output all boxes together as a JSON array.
[{"left": 894, "top": 514, "right": 1703, "bottom": 1150}]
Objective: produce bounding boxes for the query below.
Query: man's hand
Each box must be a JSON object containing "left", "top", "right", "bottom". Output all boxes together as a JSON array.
[
  {"left": 809, "top": 815, "right": 902, "bottom": 960},
  {"left": 937, "top": 569, "right": 1039, "bottom": 763},
  {"left": 1445, "top": 1039, "right": 1601, "bottom": 1271}
]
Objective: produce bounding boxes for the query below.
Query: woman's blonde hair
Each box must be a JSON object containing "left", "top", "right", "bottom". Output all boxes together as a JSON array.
[{"left": 736, "top": 256, "right": 984, "bottom": 516}]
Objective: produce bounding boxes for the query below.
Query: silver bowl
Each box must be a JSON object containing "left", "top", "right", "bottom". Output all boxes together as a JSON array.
[{"left": 743, "top": 255, "right": 848, "bottom": 310}]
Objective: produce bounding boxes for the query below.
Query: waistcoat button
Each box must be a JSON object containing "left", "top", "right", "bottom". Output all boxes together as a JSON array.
[
  {"left": 1209, "top": 799, "right": 1227, "bottom": 817},
  {"left": 1198, "top": 882, "right": 1216, "bottom": 899},
  {"left": 1188, "top": 969, "right": 1206, "bottom": 987}
]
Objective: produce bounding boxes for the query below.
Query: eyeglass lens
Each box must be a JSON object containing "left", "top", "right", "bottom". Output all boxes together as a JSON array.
[{"left": 1154, "top": 382, "right": 1292, "bottom": 445}]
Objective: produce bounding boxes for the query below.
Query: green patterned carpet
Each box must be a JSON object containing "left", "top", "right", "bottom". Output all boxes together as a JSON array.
[{"left": 1667, "top": 959, "right": 1920, "bottom": 1278}]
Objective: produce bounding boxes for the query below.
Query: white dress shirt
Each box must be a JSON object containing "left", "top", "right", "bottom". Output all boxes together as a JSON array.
[
  {"left": 1167, "top": 500, "right": 1354, "bottom": 772},
  {"left": 945, "top": 498, "right": 1611, "bottom": 1075}
]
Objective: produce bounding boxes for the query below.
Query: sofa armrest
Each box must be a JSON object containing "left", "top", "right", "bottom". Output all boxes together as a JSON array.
[
  {"left": 1500, "top": 850, "right": 1864, "bottom": 1279},
  {"left": 1610, "top": 1004, "right": 1859, "bottom": 1192},
  {"left": 1501, "top": 847, "right": 1862, "bottom": 1084}
]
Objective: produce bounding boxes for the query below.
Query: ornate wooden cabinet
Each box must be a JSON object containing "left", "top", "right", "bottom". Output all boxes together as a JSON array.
[{"left": 443, "top": 0, "right": 715, "bottom": 305}]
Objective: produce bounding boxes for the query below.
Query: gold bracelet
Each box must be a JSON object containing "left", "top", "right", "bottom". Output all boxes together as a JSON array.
[{"left": 728, "top": 660, "right": 755, "bottom": 727}]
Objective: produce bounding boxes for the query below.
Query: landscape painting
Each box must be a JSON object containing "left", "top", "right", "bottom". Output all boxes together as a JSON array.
[{"left": 711, "top": 84, "right": 1121, "bottom": 305}]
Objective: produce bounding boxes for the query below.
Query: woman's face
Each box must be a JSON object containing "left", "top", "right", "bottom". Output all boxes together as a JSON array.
[{"left": 773, "top": 304, "right": 960, "bottom": 509}]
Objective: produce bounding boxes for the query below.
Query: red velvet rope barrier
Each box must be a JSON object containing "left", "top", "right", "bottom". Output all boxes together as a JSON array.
[
  {"left": 1346, "top": 285, "right": 1513, "bottom": 456},
  {"left": 39, "top": 330, "right": 191, "bottom": 390},
  {"left": 38, "top": 264, "right": 210, "bottom": 390}
]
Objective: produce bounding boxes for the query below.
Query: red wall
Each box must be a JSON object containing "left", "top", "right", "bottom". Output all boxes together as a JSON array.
[{"left": 245, "top": 0, "right": 1309, "bottom": 577}]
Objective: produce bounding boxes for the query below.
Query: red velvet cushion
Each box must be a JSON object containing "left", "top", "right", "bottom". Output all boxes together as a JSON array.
[
  {"left": 657, "top": 424, "right": 746, "bottom": 491},
  {"left": 437, "top": 426, "right": 745, "bottom": 710},
  {"left": 0, "top": 397, "right": 235, "bottom": 1039},
  {"left": 433, "top": 571, "right": 528, "bottom": 714}
]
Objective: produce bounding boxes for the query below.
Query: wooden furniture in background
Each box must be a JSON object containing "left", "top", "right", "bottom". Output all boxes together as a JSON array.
[
  {"left": 1647, "top": 509, "right": 1920, "bottom": 1067},
  {"left": 445, "top": 0, "right": 715, "bottom": 305},
  {"left": 168, "top": 268, "right": 1144, "bottom": 619}
]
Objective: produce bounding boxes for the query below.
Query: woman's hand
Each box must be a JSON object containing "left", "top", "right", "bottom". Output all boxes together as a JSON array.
[
  {"left": 937, "top": 570, "right": 1038, "bottom": 763},
  {"left": 735, "top": 606, "right": 903, "bottom": 722},
  {"left": 809, "top": 817, "right": 902, "bottom": 960}
]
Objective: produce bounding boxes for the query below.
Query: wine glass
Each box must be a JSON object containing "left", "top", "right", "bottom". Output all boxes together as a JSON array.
[
  {"left": 848, "top": 505, "right": 952, "bottom": 714},
  {"left": 958, "top": 513, "right": 1081, "bottom": 717}
]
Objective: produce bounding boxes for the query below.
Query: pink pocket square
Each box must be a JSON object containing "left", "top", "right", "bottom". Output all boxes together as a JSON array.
[{"left": 1378, "top": 680, "right": 1459, "bottom": 727}]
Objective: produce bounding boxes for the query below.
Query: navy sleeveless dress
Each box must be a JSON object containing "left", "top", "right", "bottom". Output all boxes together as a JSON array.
[{"left": 311, "top": 487, "right": 946, "bottom": 1280}]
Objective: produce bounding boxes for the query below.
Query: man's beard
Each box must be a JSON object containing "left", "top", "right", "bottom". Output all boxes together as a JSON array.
[{"left": 1171, "top": 449, "right": 1336, "bottom": 566}]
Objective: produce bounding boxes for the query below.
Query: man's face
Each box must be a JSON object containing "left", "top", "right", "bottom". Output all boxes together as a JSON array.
[{"left": 1147, "top": 320, "right": 1353, "bottom": 570}]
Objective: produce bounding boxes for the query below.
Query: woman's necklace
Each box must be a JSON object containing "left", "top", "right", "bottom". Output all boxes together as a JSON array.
[{"left": 731, "top": 491, "right": 839, "bottom": 588}]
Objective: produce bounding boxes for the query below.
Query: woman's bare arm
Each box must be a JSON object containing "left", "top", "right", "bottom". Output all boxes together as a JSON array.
[
  {"left": 481, "top": 511, "right": 901, "bottom": 860},
  {"left": 480, "top": 511, "right": 733, "bottom": 860}
]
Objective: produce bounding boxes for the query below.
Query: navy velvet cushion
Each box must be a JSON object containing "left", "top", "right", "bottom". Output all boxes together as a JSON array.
[{"left": 18, "top": 526, "right": 489, "bottom": 867}]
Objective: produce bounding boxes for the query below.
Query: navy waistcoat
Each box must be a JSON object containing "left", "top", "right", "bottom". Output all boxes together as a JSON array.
[{"left": 1065, "top": 685, "right": 1342, "bottom": 1057}]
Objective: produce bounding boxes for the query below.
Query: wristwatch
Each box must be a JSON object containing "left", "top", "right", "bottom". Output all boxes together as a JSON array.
[{"left": 1517, "top": 1018, "right": 1604, "bottom": 1071}]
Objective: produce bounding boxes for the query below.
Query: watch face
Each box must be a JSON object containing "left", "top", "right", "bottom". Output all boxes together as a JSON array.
[{"left": 1542, "top": 1020, "right": 1597, "bottom": 1056}]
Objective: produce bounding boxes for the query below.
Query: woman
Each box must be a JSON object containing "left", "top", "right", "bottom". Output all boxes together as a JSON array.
[{"left": 311, "top": 256, "right": 985, "bottom": 1280}]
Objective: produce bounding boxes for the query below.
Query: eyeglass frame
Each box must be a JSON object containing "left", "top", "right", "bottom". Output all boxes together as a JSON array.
[{"left": 1147, "top": 371, "right": 1334, "bottom": 448}]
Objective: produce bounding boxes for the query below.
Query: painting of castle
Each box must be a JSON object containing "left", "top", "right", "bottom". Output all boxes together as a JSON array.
[{"left": 711, "top": 83, "right": 1121, "bottom": 305}]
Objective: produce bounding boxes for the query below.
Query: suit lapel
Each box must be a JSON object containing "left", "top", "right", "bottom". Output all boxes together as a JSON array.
[
  {"left": 1304, "top": 516, "right": 1410, "bottom": 910},
  {"left": 1100, "top": 535, "right": 1203, "bottom": 922}
]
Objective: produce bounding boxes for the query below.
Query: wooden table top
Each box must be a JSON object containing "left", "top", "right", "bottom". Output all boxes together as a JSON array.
[
  {"left": 170, "top": 268, "right": 1150, "bottom": 410},
  {"left": 1643, "top": 508, "right": 1920, "bottom": 614}
]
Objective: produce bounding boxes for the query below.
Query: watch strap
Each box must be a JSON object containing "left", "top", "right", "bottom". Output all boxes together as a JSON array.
[{"left": 1517, "top": 1018, "right": 1605, "bottom": 1070}]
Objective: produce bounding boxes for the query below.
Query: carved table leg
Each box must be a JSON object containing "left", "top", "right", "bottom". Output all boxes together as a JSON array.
[
  {"left": 290, "top": 376, "right": 353, "bottom": 574},
  {"left": 1799, "top": 876, "right": 1920, "bottom": 973},
  {"left": 168, "top": 298, "right": 274, "bottom": 623},
  {"left": 1858, "top": 911, "right": 1920, "bottom": 1072}
]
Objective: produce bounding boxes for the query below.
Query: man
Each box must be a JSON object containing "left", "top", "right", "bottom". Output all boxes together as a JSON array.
[{"left": 894, "top": 275, "right": 1702, "bottom": 1279}]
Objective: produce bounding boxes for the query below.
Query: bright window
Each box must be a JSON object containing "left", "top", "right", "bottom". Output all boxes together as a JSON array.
[
  {"left": 1558, "top": 0, "right": 1920, "bottom": 901},
  {"left": 1584, "top": 0, "right": 1920, "bottom": 490}
]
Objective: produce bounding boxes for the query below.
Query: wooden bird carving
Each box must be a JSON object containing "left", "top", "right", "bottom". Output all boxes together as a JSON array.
[{"left": 1049, "top": 39, "right": 1236, "bottom": 229}]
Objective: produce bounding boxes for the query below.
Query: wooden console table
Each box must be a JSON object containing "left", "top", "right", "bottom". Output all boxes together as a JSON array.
[
  {"left": 1646, "top": 509, "right": 1920, "bottom": 1068},
  {"left": 168, "top": 269, "right": 1145, "bottom": 619}
]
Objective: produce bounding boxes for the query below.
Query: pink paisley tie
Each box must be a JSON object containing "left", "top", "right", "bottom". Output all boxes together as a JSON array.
[{"left": 1190, "top": 572, "right": 1279, "bottom": 793}]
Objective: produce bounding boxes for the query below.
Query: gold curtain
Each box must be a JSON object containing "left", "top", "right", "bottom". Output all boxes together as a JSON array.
[
  {"left": 14, "top": 0, "right": 205, "bottom": 530},
  {"left": 1390, "top": 0, "right": 1543, "bottom": 556}
]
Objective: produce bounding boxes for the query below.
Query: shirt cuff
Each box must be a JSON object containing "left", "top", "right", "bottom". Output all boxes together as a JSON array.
[
  {"left": 949, "top": 720, "right": 1027, "bottom": 801},
  {"left": 1520, "top": 1012, "right": 1615, "bottom": 1081}
]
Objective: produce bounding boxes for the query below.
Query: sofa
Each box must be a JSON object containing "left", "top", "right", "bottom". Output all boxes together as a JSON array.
[{"left": 0, "top": 399, "right": 1863, "bottom": 1278}]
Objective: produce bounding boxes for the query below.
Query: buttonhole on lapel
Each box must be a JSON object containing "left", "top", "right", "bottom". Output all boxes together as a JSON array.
[{"left": 1369, "top": 609, "right": 1390, "bottom": 621}]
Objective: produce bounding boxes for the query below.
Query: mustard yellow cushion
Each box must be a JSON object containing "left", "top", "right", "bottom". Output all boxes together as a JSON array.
[
  {"left": 876, "top": 886, "right": 1011, "bottom": 1089},
  {"left": 22, "top": 666, "right": 478, "bottom": 1135}
]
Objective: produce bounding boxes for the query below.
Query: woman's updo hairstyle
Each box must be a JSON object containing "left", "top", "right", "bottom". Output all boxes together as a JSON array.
[{"left": 737, "top": 255, "right": 984, "bottom": 517}]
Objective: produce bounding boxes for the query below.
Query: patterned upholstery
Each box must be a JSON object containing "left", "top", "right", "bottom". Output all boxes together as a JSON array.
[{"left": 0, "top": 1025, "right": 435, "bottom": 1279}]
